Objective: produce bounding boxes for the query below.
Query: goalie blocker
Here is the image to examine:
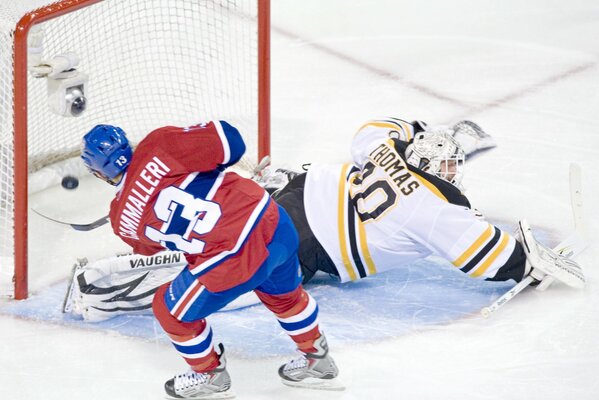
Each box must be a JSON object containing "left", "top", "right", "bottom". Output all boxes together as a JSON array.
[{"left": 519, "top": 219, "right": 585, "bottom": 290}]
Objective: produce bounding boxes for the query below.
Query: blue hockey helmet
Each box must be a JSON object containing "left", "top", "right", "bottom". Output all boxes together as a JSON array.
[{"left": 81, "top": 124, "right": 133, "bottom": 184}]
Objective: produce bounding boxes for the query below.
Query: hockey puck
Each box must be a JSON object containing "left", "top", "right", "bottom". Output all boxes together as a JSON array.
[{"left": 61, "top": 175, "right": 79, "bottom": 190}]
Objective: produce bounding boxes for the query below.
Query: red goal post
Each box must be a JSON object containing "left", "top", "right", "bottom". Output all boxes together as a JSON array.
[{"left": 1, "top": 0, "right": 270, "bottom": 299}]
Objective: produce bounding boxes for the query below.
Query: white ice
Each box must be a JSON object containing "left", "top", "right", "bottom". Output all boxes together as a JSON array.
[{"left": 2, "top": 0, "right": 599, "bottom": 399}]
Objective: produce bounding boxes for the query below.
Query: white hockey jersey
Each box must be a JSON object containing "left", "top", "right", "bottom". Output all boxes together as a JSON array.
[{"left": 304, "top": 118, "right": 518, "bottom": 282}]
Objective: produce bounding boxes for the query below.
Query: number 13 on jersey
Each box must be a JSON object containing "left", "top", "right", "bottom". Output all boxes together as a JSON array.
[{"left": 145, "top": 186, "right": 222, "bottom": 253}]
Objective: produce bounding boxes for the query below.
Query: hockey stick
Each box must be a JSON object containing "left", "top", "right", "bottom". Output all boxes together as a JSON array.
[
  {"left": 32, "top": 208, "right": 109, "bottom": 231},
  {"left": 480, "top": 163, "right": 587, "bottom": 318},
  {"left": 33, "top": 156, "right": 272, "bottom": 232},
  {"left": 250, "top": 155, "right": 271, "bottom": 179},
  {"left": 480, "top": 275, "right": 535, "bottom": 318}
]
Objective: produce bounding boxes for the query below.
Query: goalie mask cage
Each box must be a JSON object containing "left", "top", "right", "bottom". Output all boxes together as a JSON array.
[{"left": 0, "top": 0, "right": 270, "bottom": 299}]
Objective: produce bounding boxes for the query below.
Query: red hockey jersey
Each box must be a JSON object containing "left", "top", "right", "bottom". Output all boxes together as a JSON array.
[{"left": 108, "top": 121, "right": 279, "bottom": 292}]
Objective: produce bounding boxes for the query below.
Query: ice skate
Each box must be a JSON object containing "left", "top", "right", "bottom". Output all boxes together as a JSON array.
[
  {"left": 278, "top": 334, "right": 344, "bottom": 391},
  {"left": 164, "top": 344, "right": 234, "bottom": 399}
]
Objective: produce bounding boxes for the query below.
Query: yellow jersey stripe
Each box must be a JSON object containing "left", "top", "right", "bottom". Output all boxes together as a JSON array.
[
  {"left": 358, "top": 121, "right": 404, "bottom": 132},
  {"left": 471, "top": 233, "right": 510, "bottom": 277},
  {"left": 394, "top": 119, "right": 413, "bottom": 141},
  {"left": 337, "top": 164, "right": 357, "bottom": 281},
  {"left": 357, "top": 218, "right": 377, "bottom": 275},
  {"left": 411, "top": 171, "right": 448, "bottom": 203},
  {"left": 355, "top": 120, "right": 408, "bottom": 139},
  {"left": 453, "top": 224, "right": 493, "bottom": 267}
]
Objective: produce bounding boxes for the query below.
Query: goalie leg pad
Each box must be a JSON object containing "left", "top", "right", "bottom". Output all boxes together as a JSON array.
[{"left": 63, "top": 253, "right": 185, "bottom": 321}]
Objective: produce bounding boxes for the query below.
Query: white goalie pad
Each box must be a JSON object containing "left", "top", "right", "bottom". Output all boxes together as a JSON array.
[
  {"left": 519, "top": 220, "right": 585, "bottom": 289},
  {"left": 63, "top": 251, "right": 261, "bottom": 322},
  {"left": 64, "top": 251, "right": 186, "bottom": 322}
]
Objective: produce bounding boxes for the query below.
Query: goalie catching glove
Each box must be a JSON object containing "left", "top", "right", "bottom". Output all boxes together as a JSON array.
[{"left": 519, "top": 219, "right": 585, "bottom": 291}]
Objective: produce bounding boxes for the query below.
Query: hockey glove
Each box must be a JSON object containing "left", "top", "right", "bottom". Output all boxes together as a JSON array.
[{"left": 519, "top": 219, "right": 585, "bottom": 290}]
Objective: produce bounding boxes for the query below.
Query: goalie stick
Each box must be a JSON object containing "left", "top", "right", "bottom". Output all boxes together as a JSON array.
[
  {"left": 34, "top": 156, "right": 272, "bottom": 232},
  {"left": 480, "top": 163, "right": 588, "bottom": 318}
]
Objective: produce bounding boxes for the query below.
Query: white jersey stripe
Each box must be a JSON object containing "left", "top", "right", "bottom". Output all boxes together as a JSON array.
[
  {"left": 188, "top": 192, "right": 271, "bottom": 275},
  {"left": 170, "top": 279, "right": 200, "bottom": 317},
  {"left": 179, "top": 172, "right": 199, "bottom": 190},
  {"left": 205, "top": 171, "right": 225, "bottom": 201},
  {"left": 176, "top": 342, "right": 215, "bottom": 360},
  {"left": 213, "top": 120, "right": 231, "bottom": 165},
  {"left": 278, "top": 295, "right": 317, "bottom": 324},
  {"left": 178, "top": 283, "right": 207, "bottom": 320},
  {"left": 284, "top": 318, "right": 320, "bottom": 336},
  {"left": 171, "top": 321, "right": 213, "bottom": 346}
]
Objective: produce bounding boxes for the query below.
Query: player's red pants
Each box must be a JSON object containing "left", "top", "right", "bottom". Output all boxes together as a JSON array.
[{"left": 153, "top": 284, "right": 320, "bottom": 372}]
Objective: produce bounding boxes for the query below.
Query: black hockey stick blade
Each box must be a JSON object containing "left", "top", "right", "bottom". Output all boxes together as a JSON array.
[{"left": 31, "top": 208, "right": 109, "bottom": 231}]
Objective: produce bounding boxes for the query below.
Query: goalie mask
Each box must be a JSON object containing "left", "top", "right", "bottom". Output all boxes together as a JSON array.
[
  {"left": 81, "top": 124, "right": 132, "bottom": 185},
  {"left": 405, "top": 130, "right": 465, "bottom": 190}
]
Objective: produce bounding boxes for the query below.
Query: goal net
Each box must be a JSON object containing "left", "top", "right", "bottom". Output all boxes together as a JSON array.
[{"left": 0, "top": 0, "right": 270, "bottom": 299}]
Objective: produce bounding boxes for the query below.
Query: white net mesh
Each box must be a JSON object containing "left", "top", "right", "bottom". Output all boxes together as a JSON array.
[{"left": 0, "top": 0, "right": 263, "bottom": 296}]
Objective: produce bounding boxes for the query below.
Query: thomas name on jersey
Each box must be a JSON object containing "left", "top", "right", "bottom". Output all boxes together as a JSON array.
[{"left": 368, "top": 141, "right": 420, "bottom": 196}]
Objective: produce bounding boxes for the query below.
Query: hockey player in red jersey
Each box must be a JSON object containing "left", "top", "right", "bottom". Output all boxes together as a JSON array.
[{"left": 81, "top": 121, "right": 342, "bottom": 398}]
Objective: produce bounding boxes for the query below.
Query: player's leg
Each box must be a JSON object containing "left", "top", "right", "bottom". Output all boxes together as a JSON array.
[
  {"left": 152, "top": 271, "right": 234, "bottom": 399},
  {"left": 272, "top": 174, "right": 339, "bottom": 284},
  {"left": 254, "top": 206, "right": 342, "bottom": 390}
]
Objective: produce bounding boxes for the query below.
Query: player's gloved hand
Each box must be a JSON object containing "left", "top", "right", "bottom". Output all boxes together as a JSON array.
[
  {"left": 518, "top": 219, "right": 585, "bottom": 291},
  {"left": 255, "top": 166, "right": 300, "bottom": 195}
]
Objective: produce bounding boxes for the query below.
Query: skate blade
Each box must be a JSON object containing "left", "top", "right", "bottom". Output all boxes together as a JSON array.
[
  {"left": 281, "top": 377, "right": 345, "bottom": 391},
  {"left": 165, "top": 389, "right": 235, "bottom": 399}
]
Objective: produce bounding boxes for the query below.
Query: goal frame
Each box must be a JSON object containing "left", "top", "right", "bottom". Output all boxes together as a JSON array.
[{"left": 11, "top": 0, "right": 271, "bottom": 299}]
